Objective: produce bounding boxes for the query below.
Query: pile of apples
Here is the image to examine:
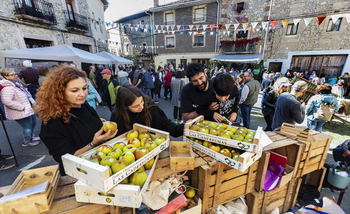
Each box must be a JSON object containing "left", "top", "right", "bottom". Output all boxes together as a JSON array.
[
  {"left": 189, "top": 120, "right": 256, "bottom": 143},
  {"left": 190, "top": 137, "right": 244, "bottom": 161},
  {"left": 79, "top": 130, "right": 166, "bottom": 188}
]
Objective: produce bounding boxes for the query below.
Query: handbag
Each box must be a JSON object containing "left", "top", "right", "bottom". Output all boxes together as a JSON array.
[{"left": 313, "top": 96, "right": 336, "bottom": 121}]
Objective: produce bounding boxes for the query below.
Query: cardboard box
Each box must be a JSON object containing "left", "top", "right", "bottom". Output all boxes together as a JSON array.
[
  {"left": 189, "top": 139, "right": 261, "bottom": 172},
  {"left": 170, "top": 141, "right": 195, "bottom": 171},
  {"left": 62, "top": 123, "right": 169, "bottom": 192},
  {"left": 74, "top": 155, "right": 159, "bottom": 208},
  {"left": 184, "top": 116, "right": 271, "bottom": 153}
]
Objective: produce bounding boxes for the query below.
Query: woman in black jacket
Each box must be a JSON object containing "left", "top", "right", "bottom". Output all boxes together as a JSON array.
[
  {"left": 262, "top": 77, "right": 291, "bottom": 131},
  {"left": 110, "top": 84, "right": 184, "bottom": 137}
]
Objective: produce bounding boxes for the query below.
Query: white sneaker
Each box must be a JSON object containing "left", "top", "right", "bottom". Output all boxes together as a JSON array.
[{"left": 179, "top": 120, "right": 183, "bottom": 124}]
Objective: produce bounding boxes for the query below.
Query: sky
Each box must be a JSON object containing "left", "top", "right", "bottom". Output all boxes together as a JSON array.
[{"left": 104, "top": 0, "right": 178, "bottom": 22}]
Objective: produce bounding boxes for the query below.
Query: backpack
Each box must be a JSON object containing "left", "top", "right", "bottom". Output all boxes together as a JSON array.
[{"left": 132, "top": 69, "right": 143, "bottom": 85}]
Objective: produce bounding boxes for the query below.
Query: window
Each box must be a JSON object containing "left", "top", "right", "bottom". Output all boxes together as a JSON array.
[
  {"left": 165, "top": 12, "right": 174, "bottom": 25},
  {"left": 236, "top": 30, "right": 248, "bottom": 39},
  {"left": 327, "top": 18, "right": 342, "bottom": 32},
  {"left": 92, "top": 12, "right": 96, "bottom": 29},
  {"left": 65, "top": 0, "right": 75, "bottom": 21},
  {"left": 24, "top": 38, "right": 52, "bottom": 48},
  {"left": 165, "top": 36, "right": 175, "bottom": 48},
  {"left": 194, "top": 35, "right": 204, "bottom": 46},
  {"left": 236, "top": 2, "right": 245, "bottom": 13},
  {"left": 194, "top": 7, "right": 205, "bottom": 22},
  {"left": 72, "top": 43, "right": 91, "bottom": 52},
  {"left": 99, "top": 18, "right": 102, "bottom": 33},
  {"left": 140, "top": 20, "right": 144, "bottom": 25},
  {"left": 286, "top": 23, "right": 298, "bottom": 35}
]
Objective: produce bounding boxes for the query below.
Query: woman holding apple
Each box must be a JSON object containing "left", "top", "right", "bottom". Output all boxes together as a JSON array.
[
  {"left": 35, "top": 65, "right": 118, "bottom": 175},
  {"left": 110, "top": 83, "right": 184, "bottom": 137}
]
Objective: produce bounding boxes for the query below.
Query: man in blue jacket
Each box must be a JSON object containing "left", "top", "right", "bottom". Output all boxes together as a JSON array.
[{"left": 142, "top": 68, "right": 154, "bottom": 98}]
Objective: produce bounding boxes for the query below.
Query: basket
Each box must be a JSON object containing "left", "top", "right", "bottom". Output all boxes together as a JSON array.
[{"left": 327, "top": 162, "right": 350, "bottom": 189}]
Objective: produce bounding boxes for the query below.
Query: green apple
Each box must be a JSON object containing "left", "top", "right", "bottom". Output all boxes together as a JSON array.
[
  {"left": 218, "top": 132, "right": 231, "bottom": 139},
  {"left": 90, "top": 151, "right": 106, "bottom": 162},
  {"left": 189, "top": 137, "right": 195, "bottom": 141},
  {"left": 202, "top": 120, "right": 209, "bottom": 125},
  {"left": 226, "top": 127, "right": 237, "bottom": 134},
  {"left": 238, "top": 127, "right": 248, "bottom": 134},
  {"left": 140, "top": 137, "right": 153, "bottom": 147},
  {"left": 145, "top": 141, "right": 158, "bottom": 151},
  {"left": 100, "top": 156, "right": 117, "bottom": 167},
  {"left": 97, "top": 145, "right": 113, "bottom": 154},
  {"left": 209, "top": 145, "right": 221, "bottom": 152},
  {"left": 231, "top": 149, "right": 242, "bottom": 158},
  {"left": 127, "top": 130, "right": 138, "bottom": 141},
  {"left": 111, "top": 160, "right": 129, "bottom": 184},
  {"left": 90, "top": 158, "right": 100, "bottom": 164},
  {"left": 207, "top": 123, "right": 217, "bottom": 129},
  {"left": 107, "top": 148, "right": 123, "bottom": 159},
  {"left": 128, "top": 138, "right": 141, "bottom": 148},
  {"left": 138, "top": 132, "right": 151, "bottom": 141},
  {"left": 232, "top": 135, "right": 244, "bottom": 141},
  {"left": 210, "top": 128, "right": 220, "bottom": 136},
  {"left": 224, "top": 128, "right": 235, "bottom": 136},
  {"left": 233, "top": 155, "right": 239, "bottom": 161},
  {"left": 248, "top": 131, "right": 256, "bottom": 136},
  {"left": 194, "top": 139, "right": 203, "bottom": 145},
  {"left": 134, "top": 147, "right": 149, "bottom": 160},
  {"left": 245, "top": 134, "right": 255, "bottom": 139},
  {"left": 203, "top": 141, "right": 212, "bottom": 148},
  {"left": 129, "top": 169, "right": 148, "bottom": 187},
  {"left": 78, "top": 155, "right": 88, "bottom": 160},
  {"left": 154, "top": 136, "right": 166, "bottom": 146},
  {"left": 243, "top": 138, "right": 254, "bottom": 143},
  {"left": 217, "top": 123, "right": 228, "bottom": 129},
  {"left": 113, "top": 142, "right": 127, "bottom": 150},
  {"left": 198, "top": 127, "right": 209, "bottom": 134},
  {"left": 220, "top": 149, "right": 231, "bottom": 158},
  {"left": 119, "top": 151, "right": 135, "bottom": 165},
  {"left": 203, "top": 125, "right": 214, "bottom": 131},
  {"left": 196, "top": 122, "right": 205, "bottom": 127},
  {"left": 123, "top": 145, "right": 137, "bottom": 153},
  {"left": 101, "top": 165, "right": 112, "bottom": 176},
  {"left": 235, "top": 130, "right": 246, "bottom": 137},
  {"left": 144, "top": 158, "right": 155, "bottom": 170},
  {"left": 189, "top": 124, "right": 200, "bottom": 131},
  {"left": 218, "top": 127, "right": 226, "bottom": 132}
]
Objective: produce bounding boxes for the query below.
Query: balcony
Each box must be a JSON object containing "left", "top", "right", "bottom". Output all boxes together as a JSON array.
[
  {"left": 193, "top": 17, "right": 205, "bottom": 22},
  {"left": 220, "top": 38, "right": 259, "bottom": 54},
  {"left": 14, "top": 0, "right": 57, "bottom": 25},
  {"left": 64, "top": 11, "right": 89, "bottom": 33},
  {"left": 165, "top": 21, "right": 174, "bottom": 25}
]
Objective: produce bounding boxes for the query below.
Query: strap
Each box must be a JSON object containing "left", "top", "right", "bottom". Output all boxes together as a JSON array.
[{"left": 69, "top": 112, "right": 95, "bottom": 132}]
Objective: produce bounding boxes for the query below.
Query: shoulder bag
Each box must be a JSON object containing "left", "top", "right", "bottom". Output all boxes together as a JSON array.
[{"left": 313, "top": 96, "right": 336, "bottom": 121}]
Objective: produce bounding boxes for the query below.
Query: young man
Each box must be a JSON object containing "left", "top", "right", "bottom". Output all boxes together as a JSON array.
[
  {"left": 18, "top": 60, "right": 39, "bottom": 98},
  {"left": 101, "top": 69, "right": 119, "bottom": 112},
  {"left": 89, "top": 65, "right": 97, "bottom": 88},
  {"left": 181, "top": 62, "right": 215, "bottom": 122}
]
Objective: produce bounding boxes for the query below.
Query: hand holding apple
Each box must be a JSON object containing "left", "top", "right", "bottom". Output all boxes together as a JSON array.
[
  {"left": 103, "top": 121, "right": 118, "bottom": 133},
  {"left": 92, "top": 127, "right": 118, "bottom": 148}
]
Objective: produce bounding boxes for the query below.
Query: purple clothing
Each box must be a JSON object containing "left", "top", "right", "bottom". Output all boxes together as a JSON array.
[{"left": 18, "top": 68, "right": 39, "bottom": 89}]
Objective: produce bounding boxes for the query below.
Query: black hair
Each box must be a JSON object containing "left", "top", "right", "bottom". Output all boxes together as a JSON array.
[
  {"left": 186, "top": 62, "right": 204, "bottom": 79},
  {"left": 213, "top": 73, "right": 235, "bottom": 96},
  {"left": 175, "top": 71, "right": 184, "bottom": 78}
]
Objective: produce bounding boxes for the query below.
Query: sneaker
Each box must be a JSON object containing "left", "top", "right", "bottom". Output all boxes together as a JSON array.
[
  {"left": 179, "top": 120, "right": 183, "bottom": 124},
  {"left": 1, "top": 155, "right": 14, "bottom": 161},
  {"left": 22, "top": 140, "right": 40, "bottom": 147},
  {"left": 174, "top": 120, "right": 178, "bottom": 124},
  {"left": 154, "top": 100, "right": 159, "bottom": 104},
  {"left": 0, "top": 163, "right": 15, "bottom": 171},
  {"left": 32, "top": 136, "right": 41, "bottom": 141}
]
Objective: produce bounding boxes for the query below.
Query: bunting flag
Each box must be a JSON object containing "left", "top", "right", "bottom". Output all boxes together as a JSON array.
[
  {"left": 293, "top": 19, "right": 301, "bottom": 25},
  {"left": 177, "top": 25, "right": 181, "bottom": 30},
  {"left": 210, "top": 24, "right": 215, "bottom": 31},
  {"left": 160, "top": 25, "right": 164, "bottom": 30},
  {"left": 172, "top": 25, "right": 176, "bottom": 31},
  {"left": 136, "top": 24, "right": 140, "bottom": 29},
  {"left": 189, "top": 32, "right": 193, "bottom": 35},
  {"left": 183, "top": 25, "right": 186, "bottom": 30},
  {"left": 218, "top": 24, "right": 223, "bottom": 30},
  {"left": 201, "top": 25, "right": 207, "bottom": 31},
  {"left": 304, "top": 17, "right": 313, "bottom": 26},
  {"left": 153, "top": 29, "right": 156, "bottom": 33},
  {"left": 155, "top": 25, "right": 159, "bottom": 29},
  {"left": 189, "top": 25, "right": 194, "bottom": 30},
  {"left": 242, "top": 23, "right": 247, "bottom": 31},
  {"left": 180, "top": 32, "right": 184, "bottom": 35},
  {"left": 331, "top": 14, "right": 342, "bottom": 24},
  {"left": 128, "top": 24, "right": 131, "bottom": 28},
  {"left": 346, "top": 14, "right": 350, "bottom": 23},
  {"left": 234, "top": 23, "right": 240, "bottom": 30},
  {"left": 195, "top": 25, "right": 199, "bottom": 31},
  {"left": 317, "top": 17, "right": 326, "bottom": 25},
  {"left": 225, "top": 24, "right": 230, "bottom": 30},
  {"left": 271, "top": 21, "right": 279, "bottom": 29},
  {"left": 158, "top": 30, "right": 161, "bottom": 33},
  {"left": 251, "top": 22, "right": 258, "bottom": 30},
  {"left": 210, "top": 32, "right": 214, "bottom": 35},
  {"left": 282, "top": 20, "right": 289, "bottom": 28},
  {"left": 262, "top": 22, "right": 268, "bottom": 30},
  {"left": 226, "top": 31, "right": 230, "bottom": 35},
  {"left": 146, "top": 25, "right": 149, "bottom": 29},
  {"left": 206, "top": 32, "right": 209, "bottom": 35}
]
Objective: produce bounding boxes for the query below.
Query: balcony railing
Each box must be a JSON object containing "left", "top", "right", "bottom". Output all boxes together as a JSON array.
[
  {"left": 221, "top": 42, "right": 257, "bottom": 53},
  {"left": 13, "top": 0, "right": 56, "bottom": 24},
  {"left": 193, "top": 17, "right": 205, "bottom": 22},
  {"left": 64, "top": 11, "right": 89, "bottom": 32}
]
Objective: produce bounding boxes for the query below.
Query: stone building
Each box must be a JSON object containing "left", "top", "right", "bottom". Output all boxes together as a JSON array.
[
  {"left": 0, "top": 0, "right": 108, "bottom": 71},
  {"left": 220, "top": 0, "right": 350, "bottom": 77}
]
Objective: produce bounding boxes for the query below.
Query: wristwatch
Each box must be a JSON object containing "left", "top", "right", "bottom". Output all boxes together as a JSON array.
[{"left": 88, "top": 142, "right": 94, "bottom": 150}]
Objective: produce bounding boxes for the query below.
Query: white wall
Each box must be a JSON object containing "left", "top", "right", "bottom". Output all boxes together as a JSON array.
[
  {"left": 86, "top": 0, "right": 108, "bottom": 41},
  {"left": 154, "top": 52, "right": 216, "bottom": 67}
]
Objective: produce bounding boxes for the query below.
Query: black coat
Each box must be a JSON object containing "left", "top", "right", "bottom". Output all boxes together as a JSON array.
[
  {"left": 262, "top": 90, "right": 277, "bottom": 116},
  {"left": 152, "top": 72, "right": 160, "bottom": 94}
]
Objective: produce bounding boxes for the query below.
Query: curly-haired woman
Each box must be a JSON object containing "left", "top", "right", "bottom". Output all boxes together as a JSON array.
[
  {"left": 35, "top": 65, "right": 117, "bottom": 175},
  {"left": 0, "top": 69, "right": 40, "bottom": 147}
]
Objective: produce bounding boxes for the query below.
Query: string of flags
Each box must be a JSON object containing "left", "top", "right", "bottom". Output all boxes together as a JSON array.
[{"left": 95, "top": 13, "right": 350, "bottom": 50}]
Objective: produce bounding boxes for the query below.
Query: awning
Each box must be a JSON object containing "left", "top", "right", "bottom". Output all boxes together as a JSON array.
[
  {"left": 94, "top": 51, "right": 133, "bottom": 65},
  {"left": 211, "top": 54, "right": 262, "bottom": 62}
]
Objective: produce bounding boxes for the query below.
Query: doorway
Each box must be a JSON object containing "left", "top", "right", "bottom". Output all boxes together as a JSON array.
[{"left": 268, "top": 62, "right": 282, "bottom": 73}]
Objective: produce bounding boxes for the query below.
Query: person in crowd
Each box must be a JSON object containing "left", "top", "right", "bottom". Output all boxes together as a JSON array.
[
  {"left": 196, "top": 73, "right": 239, "bottom": 123},
  {"left": 69, "top": 63, "right": 77, "bottom": 68},
  {"left": 38, "top": 66, "right": 49, "bottom": 87},
  {"left": 0, "top": 79, "right": 9, "bottom": 120},
  {"left": 272, "top": 81, "right": 308, "bottom": 130},
  {"left": 236, "top": 74, "right": 245, "bottom": 91},
  {"left": 0, "top": 69, "right": 40, "bottom": 147},
  {"left": 95, "top": 65, "right": 104, "bottom": 95},
  {"left": 273, "top": 72, "right": 281, "bottom": 81},
  {"left": 262, "top": 77, "right": 291, "bottom": 131},
  {"left": 101, "top": 69, "right": 119, "bottom": 112},
  {"left": 292, "top": 72, "right": 297, "bottom": 79},
  {"left": 151, "top": 68, "right": 160, "bottom": 103},
  {"left": 210, "top": 66, "right": 219, "bottom": 79},
  {"left": 306, "top": 84, "right": 339, "bottom": 133},
  {"left": 340, "top": 73, "right": 350, "bottom": 97},
  {"left": 117, "top": 66, "right": 129, "bottom": 86},
  {"left": 319, "top": 74, "right": 326, "bottom": 85},
  {"left": 303, "top": 70, "right": 310, "bottom": 80},
  {"left": 142, "top": 67, "right": 154, "bottom": 98},
  {"left": 164, "top": 70, "right": 173, "bottom": 100},
  {"left": 261, "top": 73, "right": 275, "bottom": 106},
  {"left": 110, "top": 84, "right": 184, "bottom": 137},
  {"left": 262, "top": 70, "right": 268, "bottom": 80},
  {"left": 239, "top": 71, "right": 260, "bottom": 128},
  {"left": 36, "top": 65, "right": 117, "bottom": 175},
  {"left": 230, "top": 68, "right": 238, "bottom": 79},
  {"left": 311, "top": 72, "right": 320, "bottom": 85},
  {"left": 171, "top": 70, "right": 186, "bottom": 124},
  {"left": 88, "top": 65, "right": 97, "bottom": 88},
  {"left": 332, "top": 80, "right": 345, "bottom": 99},
  {"left": 327, "top": 74, "right": 338, "bottom": 86},
  {"left": 18, "top": 60, "right": 39, "bottom": 98},
  {"left": 86, "top": 78, "right": 98, "bottom": 110},
  {"left": 132, "top": 66, "right": 144, "bottom": 91},
  {"left": 285, "top": 70, "right": 292, "bottom": 79},
  {"left": 309, "top": 71, "right": 317, "bottom": 81},
  {"left": 181, "top": 62, "right": 215, "bottom": 122},
  {"left": 128, "top": 65, "right": 136, "bottom": 84}
]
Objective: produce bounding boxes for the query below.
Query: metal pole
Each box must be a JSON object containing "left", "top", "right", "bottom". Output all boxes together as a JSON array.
[
  {"left": 0, "top": 112, "right": 19, "bottom": 166},
  {"left": 262, "top": 0, "right": 273, "bottom": 61}
]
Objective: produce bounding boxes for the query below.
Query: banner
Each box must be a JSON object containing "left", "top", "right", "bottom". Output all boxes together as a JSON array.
[
  {"left": 317, "top": 17, "right": 326, "bottom": 25},
  {"left": 304, "top": 17, "right": 313, "bottom": 26}
]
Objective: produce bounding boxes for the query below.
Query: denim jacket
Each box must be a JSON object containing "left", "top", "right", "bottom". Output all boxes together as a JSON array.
[{"left": 306, "top": 94, "right": 340, "bottom": 122}]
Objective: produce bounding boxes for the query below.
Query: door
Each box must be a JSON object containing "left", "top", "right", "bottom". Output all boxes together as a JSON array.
[
  {"left": 320, "top": 55, "right": 347, "bottom": 79},
  {"left": 66, "top": 0, "right": 74, "bottom": 21},
  {"left": 268, "top": 62, "right": 282, "bottom": 73},
  {"left": 142, "top": 60, "right": 151, "bottom": 68}
]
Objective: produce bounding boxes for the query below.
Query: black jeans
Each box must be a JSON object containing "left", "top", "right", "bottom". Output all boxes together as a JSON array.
[
  {"left": 262, "top": 109, "right": 274, "bottom": 131},
  {"left": 173, "top": 106, "right": 182, "bottom": 120},
  {"left": 164, "top": 86, "right": 172, "bottom": 100}
]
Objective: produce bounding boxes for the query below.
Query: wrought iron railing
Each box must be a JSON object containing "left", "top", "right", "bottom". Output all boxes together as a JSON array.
[
  {"left": 193, "top": 17, "right": 205, "bottom": 22},
  {"left": 13, "top": 0, "right": 56, "bottom": 24},
  {"left": 222, "top": 42, "right": 257, "bottom": 53},
  {"left": 64, "top": 11, "right": 89, "bottom": 32}
]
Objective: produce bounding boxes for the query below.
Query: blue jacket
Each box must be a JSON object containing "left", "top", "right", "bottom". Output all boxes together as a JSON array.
[
  {"left": 327, "top": 78, "right": 338, "bottom": 86},
  {"left": 306, "top": 94, "right": 340, "bottom": 122},
  {"left": 143, "top": 71, "right": 154, "bottom": 89},
  {"left": 86, "top": 81, "right": 97, "bottom": 109}
]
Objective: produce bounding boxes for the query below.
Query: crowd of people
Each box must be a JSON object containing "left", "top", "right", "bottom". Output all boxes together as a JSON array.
[{"left": 0, "top": 60, "right": 348, "bottom": 172}]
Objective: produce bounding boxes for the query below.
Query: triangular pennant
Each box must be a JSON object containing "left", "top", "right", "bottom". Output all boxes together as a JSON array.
[
  {"left": 271, "top": 21, "right": 279, "bottom": 29},
  {"left": 225, "top": 24, "right": 230, "bottom": 30},
  {"left": 251, "top": 22, "right": 258, "bottom": 30},
  {"left": 210, "top": 32, "right": 214, "bottom": 35},
  {"left": 136, "top": 24, "right": 140, "bottom": 28},
  {"left": 128, "top": 24, "right": 131, "bottom": 28},
  {"left": 155, "top": 25, "right": 159, "bottom": 29},
  {"left": 304, "top": 17, "right": 313, "bottom": 26},
  {"left": 183, "top": 25, "right": 186, "bottom": 30},
  {"left": 331, "top": 14, "right": 342, "bottom": 24},
  {"left": 206, "top": 32, "right": 209, "bottom": 35},
  {"left": 131, "top": 27, "right": 134, "bottom": 31},
  {"left": 226, "top": 31, "right": 230, "bottom": 35},
  {"left": 158, "top": 30, "right": 161, "bottom": 33},
  {"left": 234, "top": 23, "right": 240, "bottom": 30},
  {"left": 176, "top": 31, "right": 179, "bottom": 35},
  {"left": 218, "top": 24, "right": 223, "bottom": 30},
  {"left": 346, "top": 14, "right": 350, "bottom": 23},
  {"left": 282, "top": 20, "right": 289, "bottom": 28},
  {"left": 210, "top": 24, "right": 215, "bottom": 31},
  {"left": 166, "top": 25, "right": 170, "bottom": 31},
  {"left": 202, "top": 25, "right": 208, "bottom": 31},
  {"left": 172, "top": 25, "right": 175, "bottom": 31},
  {"left": 180, "top": 32, "right": 184, "bottom": 35},
  {"left": 177, "top": 25, "right": 181, "bottom": 30},
  {"left": 195, "top": 25, "right": 199, "bottom": 31},
  {"left": 189, "top": 32, "right": 192, "bottom": 35},
  {"left": 293, "top": 19, "right": 301, "bottom": 25},
  {"left": 262, "top": 22, "right": 268, "bottom": 30},
  {"left": 185, "top": 31, "right": 188, "bottom": 35},
  {"left": 172, "top": 31, "right": 175, "bottom": 34},
  {"left": 153, "top": 29, "right": 156, "bottom": 33},
  {"left": 160, "top": 25, "right": 164, "bottom": 30},
  {"left": 145, "top": 25, "right": 149, "bottom": 29},
  {"left": 317, "top": 17, "right": 326, "bottom": 25},
  {"left": 243, "top": 23, "right": 248, "bottom": 30},
  {"left": 189, "top": 25, "right": 194, "bottom": 30}
]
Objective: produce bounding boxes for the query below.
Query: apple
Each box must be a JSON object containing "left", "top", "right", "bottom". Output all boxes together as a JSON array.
[
  {"left": 235, "top": 130, "right": 246, "bottom": 137},
  {"left": 245, "top": 134, "right": 255, "bottom": 139},
  {"left": 100, "top": 156, "right": 117, "bottom": 167},
  {"left": 207, "top": 123, "right": 217, "bottom": 129},
  {"left": 123, "top": 144, "right": 137, "bottom": 153},
  {"left": 129, "top": 169, "right": 148, "bottom": 187},
  {"left": 218, "top": 132, "right": 231, "bottom": 139},
  {"left": 154, "top": 136, "right": 166, "bottom": 146},
  {"left": 231, "top": 149, "right": 242, "bottom": 158},
  {"left": 198, "top": 127, "right": 209, "bottom": 134},
  {"left": 127, "top": 130, "right": 139, "bottom": 141},
  {"left": 232, "top": 135, "right": 244, "bottom": 141},
  {"left": 226, "top": 127, "right": 237, "bottom": 134},
  {"left": 185, "top": 188, "right": 196, "bottom": 199},
  {"left": 220, "top": 149, "right": 231, "bottom": 158},
  {"left": 243, "top": 138, "right": 254, "bottom": 143},
  {"left": 78, "top": 155, "right": 88, "bottom": 160},
  {"left": 90, "top": 158, "right": 100, "bottom": 164},
  {"left": 144, "top": 158, "right": 155, "bottom": 169},
  {"left": 107, "top": 148, "right": 123, "bottom": 159},
  {"left": 210, "top": 128, "right": 220, "bottom": 136},
  {"left": 138, "top": 132, "right": 151, "bottom": 141},
  {"left": 90, "top": 151, "right": 106, "bottom": 161},
  {"left": 238, "top": 127, "right": 248, "bottom": 134},
  {"left": 135, "top": 147, "right": 149, "bottom": 160},
  {"left": 209, "top": 145, "right": 221, "bottom": 152},
  {"left": 194, "top": 139, "right": 203, "bottom": 145},
  {"left": 145, "top": 141, "right": 157, "bottom": 151},
  {"left": 232, "top": 155, "right": 239, "bottom": 161},
  {"left": 128, "top": 138, "right": 141, "bottom": 148},
  {"left": 140, "top": 137, "right": 153, "bottom": 147},
  {"left": 111, "top": 160, "right": 129, "bottom": 184},
  {"left": 119, "top": 151, "right": 135, "bottom": 165},
  {"left": 189, "top": 137, "right": 195, "bottom": 141},
  {"left": 203, "top": 141, "right": 212, "bottom": 148},
  {"left": 103, "top": 121, "right": 118, "bottom": 133},
  {"left": 224, "top": 128, "right": 235, "bottom": 136},
  {"left": 189, "top": 124, "right": 200, "bottom": 131},
  {"left": 202, "top": 120, "right": 209, "bottom": 125},
  {"left": 204, "top": 125, "right": 214, "bottom": 131},
  {"left": 217, "top": 123, "right": 228, "bottom": 129},
  {"left": 196, "top": 122, "right": 205, "bottom": 127},
  {"left": 248, "top": 131, "right": 256, "bottom": 136},
  {"left": 97, "top": 145, "right": 113, "bottom": 154},
  {"left": 113, "top": 142, "right": 127, "bottom": 150},
  {"left": 218, "top": 127, "right": 226, "bottom": 132},
  {"left": 101, "top": 165, "right": 112, "bottom": 176}
]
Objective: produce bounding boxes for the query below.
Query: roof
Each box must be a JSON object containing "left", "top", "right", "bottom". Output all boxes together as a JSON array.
[
  {"left": 100, "top": 0, "right": 109, "bottom": 11},
  {"left": 149, "top": 0, "right": 218, "bottom": 12},
  {"left": 115, "top": 10, "right": 151, "bottom": 23},
  {"left": 211, "top": 54, "right": 262, "bottom": 62}
]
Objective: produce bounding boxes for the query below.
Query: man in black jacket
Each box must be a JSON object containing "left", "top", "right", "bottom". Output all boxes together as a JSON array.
[{"left": 261, "top": 73, "right": 275, "bottom": 106}]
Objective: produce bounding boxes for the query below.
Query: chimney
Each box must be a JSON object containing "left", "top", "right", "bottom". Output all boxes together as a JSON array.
[{"left": 154, "top": 0, "right": 159, "bottom": 6}]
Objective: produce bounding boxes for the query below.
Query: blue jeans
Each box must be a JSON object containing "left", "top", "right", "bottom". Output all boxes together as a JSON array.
[
  {"left": 144, "top": 88, "right": 152, "bottom": 98},
  {"left": 164, "top": 86, "right": 172, "bottom": 100},
  {"left": 15, "top": 115, "right": 36, "bottom": 143},
  {"left": 240, "top": 104, "right": 253, "bottom": 129},
  {"left": 261, "top": 91, "right": 267, "bottom": 107},
  {"left": 28, "top": 88, "right": 37, "bottom": 99},
  {"left": 307, "top": 119, "right": 326, "bottom": 133}
]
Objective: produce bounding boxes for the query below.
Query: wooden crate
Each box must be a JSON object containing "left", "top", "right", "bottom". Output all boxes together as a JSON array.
[
  {"left": 0, "top": 165, "right": 60, "bottom": 214},
  {"left": 170, "top": 141, "right": 195, "bottom": 171},
  {"left": 176, "top": 196, "right": 202, "bottom": 214},
  {"left": 280, "top": 123, "right": 316, "bottom": 142}
]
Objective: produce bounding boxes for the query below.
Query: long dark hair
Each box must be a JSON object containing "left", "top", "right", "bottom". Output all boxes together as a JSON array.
[{"left": 114, "top": 83, "right": 152, "bottom": 130}]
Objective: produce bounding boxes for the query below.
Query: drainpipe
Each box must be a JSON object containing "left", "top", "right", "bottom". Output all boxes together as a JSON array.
[
  {"left": 145, "top": 11, "right": 154, "bottom": 64},
  {"left": 262, "top": 0, "right": 273, "bottom": 61},
  {"left": 215, "top": 0, "right": 220, "bottom": 54}
]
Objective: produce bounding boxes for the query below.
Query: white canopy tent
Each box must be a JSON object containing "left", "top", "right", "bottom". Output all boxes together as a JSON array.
[
  {"left": 94, "top": 51, "right": 133, "bottom": 65},
  {"left": 0, "top": 45, "right": 112, "bottom": 69}
]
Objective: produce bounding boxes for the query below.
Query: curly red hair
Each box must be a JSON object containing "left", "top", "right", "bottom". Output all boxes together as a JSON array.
[{"left": 34, "top": 65, "right": 87, "bottom": 124}]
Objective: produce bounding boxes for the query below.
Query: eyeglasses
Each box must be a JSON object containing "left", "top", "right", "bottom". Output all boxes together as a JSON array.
[{"left": 7, "top": 74, "right": 17, "bottom": 77}]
